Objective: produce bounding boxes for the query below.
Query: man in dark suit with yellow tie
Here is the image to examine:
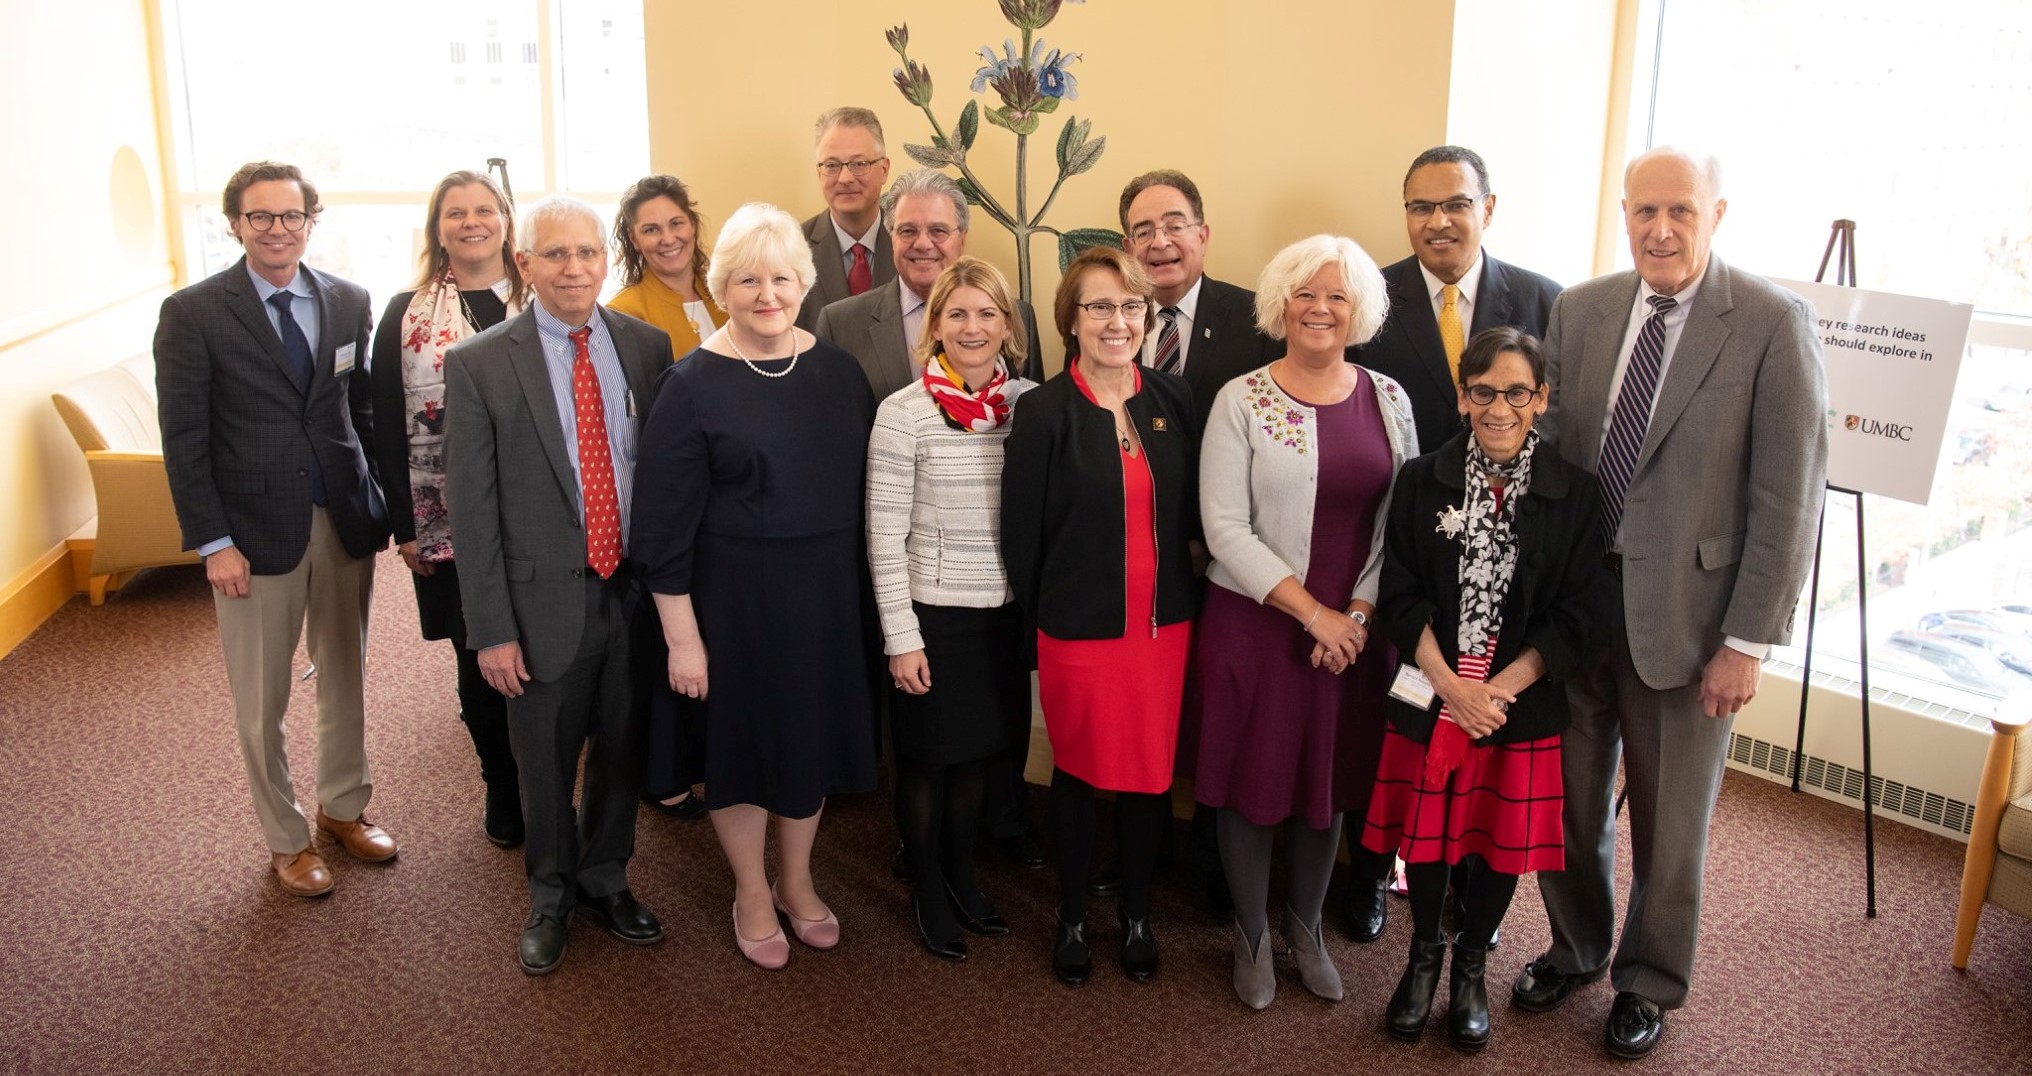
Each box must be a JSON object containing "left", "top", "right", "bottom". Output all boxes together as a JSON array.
[
  {"left": 156, "top": 161, "right": 393, "bottom": 899},
  {"left": 795, "top": 107, "right": 896, "bottom": 333}
]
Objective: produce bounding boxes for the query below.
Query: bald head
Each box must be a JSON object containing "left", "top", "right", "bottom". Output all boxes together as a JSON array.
[{"left": 1622, "top": 147, "right": 1728, "bottom": 296}]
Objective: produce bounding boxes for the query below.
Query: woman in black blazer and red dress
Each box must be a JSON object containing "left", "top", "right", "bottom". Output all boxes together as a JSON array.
[
  {"left": 1002, "top": 246, "right": 1199, "bottom": 987},
  {"left": 1360, "top": 327, "right": 1610, "bottom": 1050}
]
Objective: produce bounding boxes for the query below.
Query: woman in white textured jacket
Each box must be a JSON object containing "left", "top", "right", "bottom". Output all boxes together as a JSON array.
[
  {"left": 1191, "top": 235, "right": 1418, "bottom": 1009},
  {"left": 865, "top": 257, "right": 1038, "bottom": 962}
]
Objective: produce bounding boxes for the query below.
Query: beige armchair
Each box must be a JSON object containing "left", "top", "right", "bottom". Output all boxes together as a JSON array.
[
  {"left": 1953, "top": 707, "right": 2032, "bottom": 967},
  {"left": 50, "top": 356, "right": 199, "bottom": 604}
]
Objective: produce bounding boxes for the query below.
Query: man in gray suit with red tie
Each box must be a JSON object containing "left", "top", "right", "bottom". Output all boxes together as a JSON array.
[
  {"left": 1514, "top": 148, "right": 1827, "bottom": 1059},
  {"left": 794, "top": 107, "right": 896, "bottom": 333},
  {"left": 444, "top": 196, "right": 673, "bottom": 974},
  {"left": 157, "top": 161, "right": 393, "bottom": 899}
]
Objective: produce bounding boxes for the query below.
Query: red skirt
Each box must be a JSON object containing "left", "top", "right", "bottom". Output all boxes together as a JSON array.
[{"left": 1361, "top": 727, "right": 1565, "bottom": 875}]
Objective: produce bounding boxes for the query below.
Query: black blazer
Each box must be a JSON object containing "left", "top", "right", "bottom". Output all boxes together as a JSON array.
[
  {"left": 155, "top": 257, "right": 388, "bottom": 575},
  {"left": 1180, "top": 275, "right": 1280, "bottom": 432},
  {"left": 1002, "top": 365, "right": 1199, "bottom": 640},
  {"left": 1353, "top": 254, "right": 1562, "bottom": 452},
  {"left": 1376, "top": 431, "right": 1609, "bottom": 745}
]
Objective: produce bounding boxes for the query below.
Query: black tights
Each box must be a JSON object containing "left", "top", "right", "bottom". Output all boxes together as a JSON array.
[
  {"left": 1052, "top": 768, "right": 1169, "bottom": 923},
  {"left": 1406, "top": 859, "right": 1517, "bottom": 948},
  {"left": 896, "top": 756, "right": 989, "bottom": 933}
]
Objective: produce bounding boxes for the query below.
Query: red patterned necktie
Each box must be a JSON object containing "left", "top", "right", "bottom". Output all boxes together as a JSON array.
[
  {"left": 570, "top": 326, "right": 621, "bottom": 579},
  {"left": 847, "top": 242, "right": 873, "bottom": 295}
]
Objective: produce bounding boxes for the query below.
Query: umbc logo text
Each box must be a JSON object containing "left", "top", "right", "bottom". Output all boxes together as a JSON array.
[{"left": 1844, "top": 415, "right": 1913, "bottom": 440}]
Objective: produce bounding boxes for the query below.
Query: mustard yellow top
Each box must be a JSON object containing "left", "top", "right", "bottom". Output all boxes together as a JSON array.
[{"left": 607, "top": 271, "right": 727, "bottom": 361}]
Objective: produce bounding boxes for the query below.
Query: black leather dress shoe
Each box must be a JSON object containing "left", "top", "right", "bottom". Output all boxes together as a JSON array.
[
  {"left": 1511, "top": 956, "right": 1605, "bottom": 1013},
  {"left": 913, "top": 893, "right": 968, "bottom": 962},
  {"left": 1203, "top": 870, "right": 1236, "bottom": 921},
  {"left": 1119, "top": 915, "right": 1160, "bottom": 982},
  {"left": 1052, "top": 917, "right": 1092, "bottom": 986},
  {"left": 1342, "top": 877, "right": 1388, "bottom": 943},
  {"left": 519, "top": 914, "right": 569, "bottom": 975},
  {"left": 946, "top": 883, "right": 1010, "bottom": 937},
  {"left": 996, "top": 833, "right": 1047, "bottom": 870},
  {"left": 485, "top": 782, "right": 524, "bottom": 849},
  {"left": 1087, "top": 858, "right": 1123, "bottom": 898},
  {"left": 1604, "top": 992, "right": 1666, "bottom": 1059},
  {"left": 575, "top": 889, "right": 663, "bottom": 945}
]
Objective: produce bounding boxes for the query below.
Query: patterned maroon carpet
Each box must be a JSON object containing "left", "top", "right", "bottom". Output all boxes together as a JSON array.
[{"left": 2, "top": 559, "right": 2028, "bottom": 1074}]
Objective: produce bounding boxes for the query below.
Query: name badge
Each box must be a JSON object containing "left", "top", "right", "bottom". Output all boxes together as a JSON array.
[
  {"left": 334, "top": 343, "right": 357, "bottom": 374},
  {"left": 1388, "top": 664, "right": 1436, "bottom": 709}
]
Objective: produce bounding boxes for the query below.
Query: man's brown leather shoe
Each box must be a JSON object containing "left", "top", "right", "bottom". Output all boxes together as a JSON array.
[
  {"left": 272, "top": 848, "right": 335, "bottom": 897},
  {"left": 316, "top": 809, "right": 398, "bottom": 862}
]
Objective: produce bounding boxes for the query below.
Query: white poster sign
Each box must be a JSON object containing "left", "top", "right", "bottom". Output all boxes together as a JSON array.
[{"left": 1771, "top": 278, "right": 1971, "bottom": 505}]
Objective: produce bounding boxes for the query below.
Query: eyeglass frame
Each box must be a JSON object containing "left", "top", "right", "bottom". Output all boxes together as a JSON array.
[
  {"left": 1076, "top": 299, "right": 1150, "bottom": 322},
  {"left": 1461, "top": 384, "right": 1541, "bottom": 407},
  {"left": 530, "top": 244, "right": 608, "bottom": 265},
  {"left": 1404, "top": 195, "right": 1486, "bottom": 220},
  {"left": 817, "top": 157, "right": 888, "bottom": 178},
  {"left": 1125, "top": 218, "right": 1204, "bottom": 246},
  {"left": 240, "top": 210, "right": 313, "bottom": 233}
]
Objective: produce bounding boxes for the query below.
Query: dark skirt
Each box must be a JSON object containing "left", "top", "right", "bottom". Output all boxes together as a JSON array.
[
  {"left": 1361, "top": 727, "right": 1565, "bottom": 875},
  {"left": 694, "top": 529, "right": 877, "bottom": 817},
  {"left": 891, "top": 602, "right": 1030, "bottom": 766}
]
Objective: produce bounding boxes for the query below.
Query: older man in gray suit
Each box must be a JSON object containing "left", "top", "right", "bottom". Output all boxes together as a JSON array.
[
  {"left": 444, "top": 196, "right": 673, "bottom": 975},
  {"left": 1514, "top": 148, "right": 1827, "bottom": 1059},
  {"left": 794, "top": 107, "right": 896, "bottom": 333}
]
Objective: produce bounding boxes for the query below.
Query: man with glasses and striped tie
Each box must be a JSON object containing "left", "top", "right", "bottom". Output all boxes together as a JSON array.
[{"left": 1515, "top": 147, "right": 1827, "bottom": 1059}]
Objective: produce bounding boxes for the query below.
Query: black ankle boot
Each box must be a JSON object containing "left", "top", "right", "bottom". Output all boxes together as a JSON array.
[
  {"left": 1447, "top": 940, "right": 1491, "bottom": 1051},
  {"left": 1052, "top": 916, "right": 1092, "bottom": 986},
  {"left": 1385, "top": 936, "right": 1448, "bottom": 1041},
  {"left": 1119, "top": 913, "right": 1160, "bottom": 982}
]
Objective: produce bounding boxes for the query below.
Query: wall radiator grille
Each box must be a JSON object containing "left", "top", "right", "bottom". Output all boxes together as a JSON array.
[{"left": 1727, "top": 731, "right": 1974, "bottom": 836}]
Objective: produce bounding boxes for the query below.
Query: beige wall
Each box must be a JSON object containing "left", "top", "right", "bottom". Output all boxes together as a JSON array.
[
  {"left": 0, "top": 0, "right": 173, "bottom": 586},
  {"left": 644, "top": 0, "right": 1459, "bottom": 370}
]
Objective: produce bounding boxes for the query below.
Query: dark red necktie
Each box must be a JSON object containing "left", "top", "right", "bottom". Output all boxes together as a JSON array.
[
  {"left": 570, "top": 326, "right": 621, "bottom": 579},
  {"left": 847, "top": 242, "right": 873, "bottom": 296}
]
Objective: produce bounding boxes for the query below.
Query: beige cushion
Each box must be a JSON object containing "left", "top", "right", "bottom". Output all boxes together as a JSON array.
[
  {"left": 2000, "top": 791, "right": 2032, "bottom": 861},
  {"left": 51, "top": 358, "right": 160, "bottom": 454}
]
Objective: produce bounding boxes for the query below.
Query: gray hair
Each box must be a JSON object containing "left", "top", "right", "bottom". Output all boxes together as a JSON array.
[
  {"left": 1254, "top": 235, "right": 1389, "bottom": 347},
  {"left": 1625, "top": 145, "right": 1724, "bottom": 199},
  {"left": 880, "top": 168, "right": 969, "bottom": 234},
  {"left": 813, "top": 106, "right": 886, "bottom": 155},
  {"left": 517, "top": 196, "right": 605, "bottom": 253},
  {"left": 706, "top": 202, "right": 818, "bottom": 308}
]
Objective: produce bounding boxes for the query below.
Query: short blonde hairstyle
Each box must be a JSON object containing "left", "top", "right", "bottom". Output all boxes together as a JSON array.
[
  {"left": 914, "top": 256, "right": 1027, "bottom": 369},
  {"left": 1052, "top": 247, "right": 1158, "bottom": 358},
  {"left": 1254, "top": 235, "right": 1389, "bottom": 347},
  {"left": 705, "top": 202, "right": 817, "bottom": 308}
]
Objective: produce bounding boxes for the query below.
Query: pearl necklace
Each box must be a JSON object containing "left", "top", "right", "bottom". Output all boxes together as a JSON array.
[{"left": 727, "top": 330, "right": 800, "bottom": 378}]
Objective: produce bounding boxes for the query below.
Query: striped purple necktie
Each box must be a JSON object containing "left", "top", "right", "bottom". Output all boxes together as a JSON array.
[
  {"left": 1598, "top": 293, "right": 1678, "bottom": 542},
  {"left": 1152, "top": 306, "right": 1181, "bottom": 373}
]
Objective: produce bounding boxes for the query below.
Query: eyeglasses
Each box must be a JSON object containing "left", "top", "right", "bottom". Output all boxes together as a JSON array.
[
  {"left": 534, "top": 245, "right": 606, "bottom": 265},
  {"left": 1463, "top": 385, "right": 1540, "bottom": 407},
  {"left": 1405, "top": 197, "right": 1484, "bottom": 220},
  {"left": 241, "top": 210, "right": 311, "bottom": 233},
  {"left": 1077, "top": 300, "right": 1149, "bottom": 321},
  {"left": 818, "top": 158, "right": 887, "bottom": 178},
  {"left": 893, "top": 224, "right": 958, "bottom": 244},
  {"left": 1126, "top": 219, "right": 1202, "bottom": 245}
]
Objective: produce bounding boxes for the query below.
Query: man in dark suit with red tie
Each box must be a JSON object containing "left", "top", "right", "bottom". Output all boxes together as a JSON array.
[
  {"left": 156, "top": 161, "right": 392, "bottom": 900},
  {"left": 795, "top": 107, "right": 896, "bottom": 333},
  {"left": 444, "top": 197, "right": 673, "bottom": 974}
]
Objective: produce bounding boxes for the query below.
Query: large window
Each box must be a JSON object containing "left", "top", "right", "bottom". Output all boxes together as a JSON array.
[
  {"left": 1629, "top": 0, "right": 2032, "bottom": 707},
  {"left": 157, "top": 0, "right": 647, "bottom": 305}
]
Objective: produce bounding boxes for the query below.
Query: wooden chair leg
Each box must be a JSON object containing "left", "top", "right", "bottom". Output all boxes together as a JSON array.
[
  {"left": 1953, "top": 717, "right": 2022, "bottom": 968},
  {"left": 88, "top": 574, "right": 110, "bottom": 606}
]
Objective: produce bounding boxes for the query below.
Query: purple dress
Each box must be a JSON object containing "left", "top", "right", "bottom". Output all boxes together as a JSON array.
[{"left": 1189, "top": 373, "right": 1397, "bottom": 829}]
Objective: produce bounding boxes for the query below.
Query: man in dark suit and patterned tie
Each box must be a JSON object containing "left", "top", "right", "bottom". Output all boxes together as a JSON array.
[
  {"left": 444, "top": 196, "right": 674, "bottom": 974},
  {"left": 1344, "top": 145, "right": 1564, "bottom": 946},
  {"left": 156, "top": 161, "right": 392, "bottom": 899},
  {"left": 1513, "top": 148, "right": 1826, "bottom": 1059},
  {"left": 1355, "top": 145, "right": 1564, "bottom": 452},
  {"left": 794, "top": 107, "right": 896, "bottom": 333}
]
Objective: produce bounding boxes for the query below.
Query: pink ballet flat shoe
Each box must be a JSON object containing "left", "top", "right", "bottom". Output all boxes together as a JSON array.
[
  {"left": 733, "top": 903, "right": 790, "bottom": 970},
  {"left": 772, "top": 883, "right": 841, "bottom": 949}
]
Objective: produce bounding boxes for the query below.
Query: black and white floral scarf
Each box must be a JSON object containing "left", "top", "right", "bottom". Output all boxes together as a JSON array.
[{"left": 1456, "top": 429, "right": 1538, "bottom": 659}]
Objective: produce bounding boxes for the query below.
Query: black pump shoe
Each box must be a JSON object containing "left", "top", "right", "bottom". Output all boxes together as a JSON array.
[
  {"left": 912, "top": 893, "right": 968, "bottom": 962},
  {"left": 945, "top": 882, "right": 1010, "bottom": 937},
  {"left": 1385, "top": 936, "right": 1448, "bottom": 1041}
]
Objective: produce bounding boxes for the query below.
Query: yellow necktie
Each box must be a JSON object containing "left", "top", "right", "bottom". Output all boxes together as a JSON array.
[{"left": 1439, "top": 284, "right": 1465, "bottom": 383}]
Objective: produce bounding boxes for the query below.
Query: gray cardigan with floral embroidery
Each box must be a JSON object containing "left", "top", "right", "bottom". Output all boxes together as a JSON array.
[{"left": 1200, "top": 363, "right": 1419, "bottom": 606}]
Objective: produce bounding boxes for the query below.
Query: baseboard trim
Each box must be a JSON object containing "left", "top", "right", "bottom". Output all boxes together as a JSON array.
[{"left": 0, "top": 541, "right": 75, "bottom": 660}]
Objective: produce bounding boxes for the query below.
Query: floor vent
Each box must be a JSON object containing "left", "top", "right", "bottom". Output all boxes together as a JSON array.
[{"left": 1728, "top": 732, "right": 1975, "bottom": 836}]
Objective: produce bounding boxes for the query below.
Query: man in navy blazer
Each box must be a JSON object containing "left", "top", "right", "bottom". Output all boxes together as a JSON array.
[
  {"left": 1354, "top": 146, "right": 1564, "bottom": 452},
  {"left": 156, "top": 161, "right": 392, "bottom": 899}
]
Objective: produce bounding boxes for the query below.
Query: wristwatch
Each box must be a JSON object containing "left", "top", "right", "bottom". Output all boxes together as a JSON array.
[{"left": 1347, "top": 609, "right": 1369, "bottom": 626}]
